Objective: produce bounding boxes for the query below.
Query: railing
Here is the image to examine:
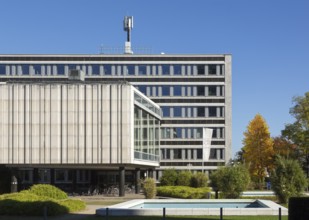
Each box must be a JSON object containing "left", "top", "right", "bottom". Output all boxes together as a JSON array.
[{"left": 134, "top": 151, "right": 159, "bottom": 162}]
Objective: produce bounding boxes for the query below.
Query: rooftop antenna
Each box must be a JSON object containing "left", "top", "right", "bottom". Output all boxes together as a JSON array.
[{"left": 123, "top": 16, "right": 133, "bottom": 54}]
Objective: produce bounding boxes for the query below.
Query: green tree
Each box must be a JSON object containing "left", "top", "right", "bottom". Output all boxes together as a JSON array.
[
  {"left": 210, "top": 165, "right": 250, "bottom": 199},
  {"left": 190, "top": 172, "right": 208, "bottom": 188},
  {"left": 282, "top": 92, "right": 309, "bottom": 177},
  {"left": 177, "top": 170, "right": 192, "bottom": 186},
  {"left": 242, "top": 114, "right": 274, "bottom": 189},
  {"left": 160, "top": 169, "right": 178, "bottom": 186},
  {"left": 270, "top": 157, "right": 307, "bottom": 204},
  {"left": 143, "top": 178, "right": 157, "bottom": 199}
]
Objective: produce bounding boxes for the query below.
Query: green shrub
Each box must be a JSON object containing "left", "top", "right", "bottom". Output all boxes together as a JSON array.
[
  {"left": 28, "top": 184, "right": 68, "bottom": 200},
  {"left": 157, "top": 186, "right": 210, "bottom": 199},
  {"left": 0, "top": 186, "right": 85, "bottom": 216},
  {"left": 0, "top": 192, "right": 68, "bottom": 216},
  {"left": 289, "top": 197, "right": 309, "bottom": 220},
  {"left": 270, "top": 157, "right": 308, "bottom": 203},
  {"left": 210, "top": 165, "right": 250, "bottom": 199},
  {"left": 58, "top": 199, "right": 86, "bottom": 212},
  {"left": 143, "top": 178, "right": 157, "bottom": 199},
  {"left": 190, "top": 172, "right": 208, "bottom": 188},
  {"left": 177, "top": 171, "right": 192, "bottom": 186},
  {"left": 160, "top": 169, "right": 178, "bottom": 186}
]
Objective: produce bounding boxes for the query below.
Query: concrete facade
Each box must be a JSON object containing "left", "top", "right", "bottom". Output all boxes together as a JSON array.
[
  {"left": 0, "top": 82, "right": 160, "bottom": 167},
  {"left": 0, "top": 54, "right": 231, "bottom": 183}
]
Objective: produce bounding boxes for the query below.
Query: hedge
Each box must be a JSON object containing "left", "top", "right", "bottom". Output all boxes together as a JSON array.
[
  {"left": 0, "top": 185, "right": 85, "bottom": 216},
  {"left": 157, "top": 186, "right": 210, "bottom": 199}
]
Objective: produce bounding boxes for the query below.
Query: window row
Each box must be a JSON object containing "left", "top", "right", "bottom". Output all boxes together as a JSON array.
[
  {"left": 161, "top": 106, "right": 224, "bottom": 118},
  {"left": 19, "top": 169, "right": 90, "bottom": 184},
  {"left": 161, "top": 148, "right": 224, "bottom": 160},
  {"left": 161, "top": 127, "right": 225, "bottom": 139},
  {"left": 0, "top": 64, "right": 224, "bottom": 76},
  {"left": 137, "top": 85, "right": 224, "bottom": 97}
]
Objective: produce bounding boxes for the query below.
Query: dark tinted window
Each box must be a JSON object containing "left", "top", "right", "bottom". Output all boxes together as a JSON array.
[
  {"left": 173, "top": 65, "right": 181, "bottom": 75},
  {"left": 197, "top": 65, "right": 205, "bottom": 75},
  {"left": 197, "top": 86, "right": 205, "bottom": 96},
  {"left": 0, "top": 65, "right": 5, "bottom": 75}
]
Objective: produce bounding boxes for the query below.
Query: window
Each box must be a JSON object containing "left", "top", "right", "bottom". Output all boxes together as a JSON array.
[
  {"left": 196, "top": 128, "right": 203, "bottom": 138},
  {"left": 208, "top": 65, "right": 217, "bottom": 75},
  {"left": 162, "top": 106, "right": 170, "bottom": 117},
  {"left": 197, "top": 86, "right": 205, "bottom": 96},
  {"left": 0, "top": 65, "right": 5, "bottom": 75},
  {"left": 126, "top": 64, "right": 135, "bottom": 75},
  {"left": 162, "top": 86, "right": 170, "bottom": 96},
  {"left": 209, "top": 107, "right": 217, "bottom": 117},
  {"left": 209, "top": 149, "right": 217, "bottom": 159},
  {"left": 208, "top": 86, "right": 217, "bottom": 96},
  {"left": 197, "top": 65, "right": 205, "bottom": 75},
  {"left": 173, "top": 127, "right": 182, "bottom": 138},
  {"left": 173, "top": 107, "right": 182, "bottom": 117},
  {"left": 197, "top": 149, "right": 203, "bottom": 159},
  {"left": 138, "top": 85, "right": 147, "bottom": 95},
  {"left": 38, "top": 169, "right": 50, "bottom": 183},
  {"left": 212, "top": 129, "right": 217, "bottom": 138},
  {"left": 173, "top": 86, "right": 182, "bottom": 96},
  {"left": 57, "top": 64, "right": 65, "bottom": 75},
  {"left": 21, "top": 65, "right": 29, "bottom": 75},
  {"left": 138, "top": 65, "right": 147, "bottom": 75},
  {"left": 92, "top": 64, "right": 100, "bottom": 75},
  {"left": 197, "top": 107, "right": 205, "bottom": 117},
  {"left": 104, "top": 65, "right": 112, "bottom": 75},
  {"left": 166, "top": 149, "right": 171, "bottom": 159},
  {"left": 173, "top": 65, "right": 181, "bottom": 75},
  {"left": 55, "top": 170, "right": 66, "bottom": 182},
  {"left": 173, "top": 149, "right": 182, "bottom": 159},
  {"left": 162, "top": 65, "right": 170, "bottom": 75}
]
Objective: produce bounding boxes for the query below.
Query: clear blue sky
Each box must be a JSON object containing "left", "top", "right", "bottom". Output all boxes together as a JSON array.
[{"left": 1, "top": 0, "right": 308, "bottom": 156}]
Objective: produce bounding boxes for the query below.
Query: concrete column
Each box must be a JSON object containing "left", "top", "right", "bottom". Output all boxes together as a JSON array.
[
  {"left": 10, "top": 170, "right": 18, "bottom": 193},
  {"left": 135, "top": 168, "right": 141, "bottom": 194},
  {"left": 119, "top": 167, "right": 125, "bottom": 197},
  {"left": 205, "top": 65, "right": 209, "bottom": 76},
  {"left": 216, "top": 65, "right": 221, "bottom": 75},
  {"left": 181, "top": 65, "right": 185, "bottom": 76},
  {"left": 33, "top": 168, "right": 39, "bottom": 184}
]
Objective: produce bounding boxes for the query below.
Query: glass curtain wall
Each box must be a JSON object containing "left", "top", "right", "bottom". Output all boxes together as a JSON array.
[{"left": 134, "top": 106, "right": 160, "bottom": 162}]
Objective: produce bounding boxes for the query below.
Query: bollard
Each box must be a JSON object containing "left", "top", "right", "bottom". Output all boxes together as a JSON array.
[
  {"left": 106, "top": 207, "right": 109, "bottom": 220},
  {"left": 279, "top": 207, "right": 281, "bottom": 220},
  {"left": 43, "top": 206, "right": 47, "bottom": 220},
  {"left": 163, "top": 207, "right": 166, "bottom": 220},
  {"left": 220, "top": 207, "right": 223, "bottom": 220}
]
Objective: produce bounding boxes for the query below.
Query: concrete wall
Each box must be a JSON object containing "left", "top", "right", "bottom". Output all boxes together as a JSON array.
[{"left": 0, "top": 83, "right": 136, "bottom": 165}]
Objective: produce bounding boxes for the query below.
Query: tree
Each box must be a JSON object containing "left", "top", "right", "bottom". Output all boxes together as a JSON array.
[
  {"left": 282, "top": 92, "right": 309, "bottom": 178},
  {"left": 242, "top": 114, "right": 274, "bottom": 189},
  {"left": 190, "top": 172, "right": 208, "bottom": 188},
  {"left": 210, "top": 165, "right": 250, "bottom": 199},
  {"left": 270, "top": 157, "right": 307, "bottom": 204},
  {"left": 143, "top": 178, "right": 157, "bottom": 199},
  {"left": 273, "top": 136, "right": 298, "bottom": 159},
  {"left": 176, "top": 170, "right": 192, "bottom": 186},
  {"left": 160, "top": 169, "right": 178, "bottom": 186}
]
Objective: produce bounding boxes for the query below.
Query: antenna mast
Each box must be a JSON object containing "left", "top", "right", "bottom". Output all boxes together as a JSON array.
[{"left": 123, "top": 16, "right": 133, "bottom": 54}]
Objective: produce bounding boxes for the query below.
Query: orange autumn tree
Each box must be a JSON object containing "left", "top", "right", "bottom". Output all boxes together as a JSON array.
[{"left": 242, "top": 114, "right": 274, "bottom": 189}]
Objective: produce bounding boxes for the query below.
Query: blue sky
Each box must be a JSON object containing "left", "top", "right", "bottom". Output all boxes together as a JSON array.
[{"left": 0, "top": 0, "right": 308, "bottom": 156}]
